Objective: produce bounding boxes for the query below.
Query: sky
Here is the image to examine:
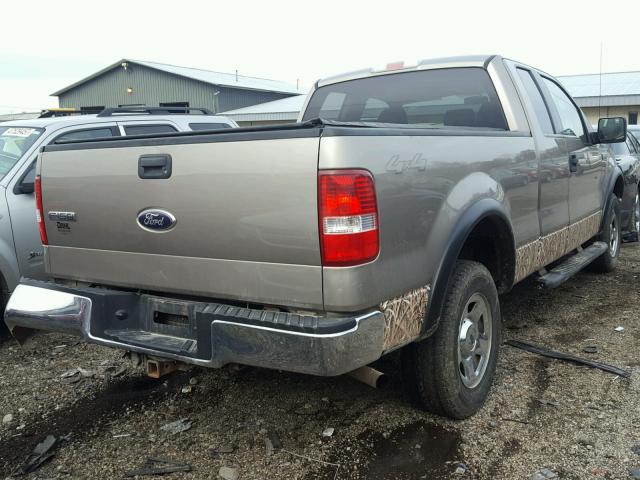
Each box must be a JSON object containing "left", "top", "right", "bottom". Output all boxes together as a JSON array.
[{"left": 2, "top": 0, "right": 640, "bottom": 114}]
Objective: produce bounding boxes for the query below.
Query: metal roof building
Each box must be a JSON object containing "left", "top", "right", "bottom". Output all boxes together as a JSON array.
[
  {"left": 0, "top": 112, "right": 40, "bottom": 123},
  {"left": 52, "top": 59, "right": 303, "bottom": 114},
  {"left": 558, "top": 71, "right": 640, "bottom": 125},
  {"left": 222, "top": 95, "right": 307, "bottom": 126}
]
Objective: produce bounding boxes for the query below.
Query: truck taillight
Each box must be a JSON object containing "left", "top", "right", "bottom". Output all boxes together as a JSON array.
[
  {"left": 35, "top": 175, "right": 48, "bottom": 246},
  {"left": 318, "top": 170, "right": 379, "bottom": 267}
]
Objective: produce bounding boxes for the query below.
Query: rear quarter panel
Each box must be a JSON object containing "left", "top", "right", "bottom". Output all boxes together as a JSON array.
[{"left": 319, "top": 128, "right": 538, "bottom": 312}]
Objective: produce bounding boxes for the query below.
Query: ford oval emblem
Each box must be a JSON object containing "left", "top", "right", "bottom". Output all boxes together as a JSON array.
[{"left": 137, "top": 209, "right": 176, "bottom": 232}]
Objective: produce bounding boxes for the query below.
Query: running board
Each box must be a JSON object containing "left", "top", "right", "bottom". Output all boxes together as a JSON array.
[{"left": 537, "top": 241, "right": 608, "bottom": 289}]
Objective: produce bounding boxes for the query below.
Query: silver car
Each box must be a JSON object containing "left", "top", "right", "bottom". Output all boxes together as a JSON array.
[{"left": 0, "top": 108, "right": 236, "bottom": 312}]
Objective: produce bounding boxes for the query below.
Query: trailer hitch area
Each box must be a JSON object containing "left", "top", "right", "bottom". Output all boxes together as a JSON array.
[
  {"left": 146, "top": 358, "right": 181, "bottom": 378},
  {"left": 124, "top": 352, "right": 191, "bottom": 379}
]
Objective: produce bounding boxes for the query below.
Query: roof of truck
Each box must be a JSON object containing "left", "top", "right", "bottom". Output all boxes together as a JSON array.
[{"left": 316, "top": 55, "right": 498, "bottom": 88}]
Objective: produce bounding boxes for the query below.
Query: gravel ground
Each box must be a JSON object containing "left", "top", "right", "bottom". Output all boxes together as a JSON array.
[{"left": 1, "top": 244, "right": 640, "bottom": 479}]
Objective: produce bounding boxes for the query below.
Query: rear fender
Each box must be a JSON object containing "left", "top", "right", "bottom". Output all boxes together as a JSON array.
[{"left": 421, "top": 173, "right": 513, "bottom": 338}]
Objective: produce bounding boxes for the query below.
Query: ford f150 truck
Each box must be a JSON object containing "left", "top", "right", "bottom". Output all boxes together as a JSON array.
[{"left": 4, "top": 55, "right": 628, "bottom": 419}]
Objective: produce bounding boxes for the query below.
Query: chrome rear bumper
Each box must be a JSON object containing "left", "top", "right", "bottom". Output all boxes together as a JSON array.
[{"left": 5, "top": 281, "right": 385, "bottom": 376}]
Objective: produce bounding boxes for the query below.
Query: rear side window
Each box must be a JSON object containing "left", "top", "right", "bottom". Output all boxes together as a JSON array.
[
  {"left": 188, "top": 122, "right": 232, "bottom": 131},
  {"left": 516, "top": 68, "right": 554, "bottom": 134},
  {"left": 124, "top": 124, "right": 177, "bottom": 135},
  {"left": 54, "top": 127, "right": 115, "bottom": 143},
  {"left": 302, "top": 67, "right": 508, "bottom": 130}
]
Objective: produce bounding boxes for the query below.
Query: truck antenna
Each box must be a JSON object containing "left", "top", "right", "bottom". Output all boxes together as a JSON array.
[{"left": 599, "top": 42, "right": 603, "bottom": 119}]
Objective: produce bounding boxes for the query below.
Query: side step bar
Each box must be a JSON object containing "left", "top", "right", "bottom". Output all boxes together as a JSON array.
[{"left": 537, "top": 241, "right": 608, "bottom": 289}]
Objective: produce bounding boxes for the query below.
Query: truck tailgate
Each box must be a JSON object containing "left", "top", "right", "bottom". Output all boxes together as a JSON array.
[{"left": 39, "top": 129, "right": 323, "bottom": 309}]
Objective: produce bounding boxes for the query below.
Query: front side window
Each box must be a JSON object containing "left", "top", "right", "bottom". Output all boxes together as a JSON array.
[
  {"left": 0, "top": 126, "right": 44, "bottom": 179},
  {"left": 303, "top": 67, "right": 508, "bottom": 130},
  {"left": 542, "top": 78, "right": 586, "bottom": 140},
  {"left": 55, "top": 127, "right": 115, "bottom": 143}
]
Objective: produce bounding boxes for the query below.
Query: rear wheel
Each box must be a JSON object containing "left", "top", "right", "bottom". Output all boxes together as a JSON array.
[
  {"left": 591, "top": 194, "right": 621, "bottom": 273},
  {"left": 630, "top": 192, "right": 640, "bottom": 241},
  {"left": 402, "top": 260, "right": 501, "bottom": 419},
  {"left": 0, "top": 292, "right": 8, "bottom": 338}
]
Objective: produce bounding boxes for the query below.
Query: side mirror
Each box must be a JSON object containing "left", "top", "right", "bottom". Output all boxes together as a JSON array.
[
  {"left": 597, "top": 117, "right": 627, "bottom": 143},
  {"left": 13, "top": 162, "right": 36, "bottom": 195},
  {"left": 15, "top": 182, "right": 34, "bottom": 195}
]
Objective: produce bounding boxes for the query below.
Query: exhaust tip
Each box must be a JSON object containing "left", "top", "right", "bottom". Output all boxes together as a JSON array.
[{"left": 347, "top": 366, "right": 388, "bottom": 389}]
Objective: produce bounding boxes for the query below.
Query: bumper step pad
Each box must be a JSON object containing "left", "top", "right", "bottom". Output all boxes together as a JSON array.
[{"left": 105, "top": 329, "right": 197, "bottom": 356}]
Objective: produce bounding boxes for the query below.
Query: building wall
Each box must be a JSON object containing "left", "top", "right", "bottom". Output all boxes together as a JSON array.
[
  {"left": 215, "top": 86, "right": 291, "bottom": 113},
  {"left": 582, "top": 106, "right": 640, "bottom": 126},
  {"left": 58, "top": 63, "right": 293, "bottom": 113}
]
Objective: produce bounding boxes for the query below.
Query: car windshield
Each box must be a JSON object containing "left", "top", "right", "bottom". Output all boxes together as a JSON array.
[{"left": 0, "top": 126, "right": 44, "bottom": 180}]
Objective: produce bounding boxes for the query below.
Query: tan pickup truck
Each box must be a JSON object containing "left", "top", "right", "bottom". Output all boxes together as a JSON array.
[{"left": 5, "top": 56, "right": 628, "bottom": 418}]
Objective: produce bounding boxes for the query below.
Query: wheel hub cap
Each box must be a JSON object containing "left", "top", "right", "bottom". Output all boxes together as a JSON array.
[
  {"left": 634, "top": 195, "right": 639, "bottom": 233},
  {"left": 610, "top": 216, "right": 619, "bottom": 256},
  {"left": 457, "top": 293, "right": 492, "bottom": 389}
]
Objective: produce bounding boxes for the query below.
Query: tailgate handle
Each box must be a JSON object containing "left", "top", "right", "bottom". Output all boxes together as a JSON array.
[{"left": 138, "top": 154, "right": 172, "bottom": 179}]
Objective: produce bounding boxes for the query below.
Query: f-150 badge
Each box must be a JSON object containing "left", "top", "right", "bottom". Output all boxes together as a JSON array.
[
  {"left": 48, "top": 211, "right": 76, "bottom": 222},
  {"left": 137, "top": 209, "right": 176, "bottom": 232}
]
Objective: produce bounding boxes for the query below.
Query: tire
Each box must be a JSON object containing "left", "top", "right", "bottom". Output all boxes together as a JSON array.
[
  {"left": 402, "top": 260, "right": 501, "bottom": 419},
  {"left": 0, "top": 292, "right": 8, "bottom": 338},
  {"left": 591, "top": 194, "right": 621, "bottom": 273},
  {"left": 630, "top": 192, "right": 640, "bottom": 241}
]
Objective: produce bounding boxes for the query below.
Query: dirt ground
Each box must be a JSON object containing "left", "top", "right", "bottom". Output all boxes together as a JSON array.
[{"left": 1, "top": 245, "right": 640, "bottom": 480}]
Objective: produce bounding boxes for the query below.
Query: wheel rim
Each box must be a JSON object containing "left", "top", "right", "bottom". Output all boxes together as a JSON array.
[
  {"left": 634, "top": 194, "right": 640, "bottom": 233},
  {"left": 457, "top": 293, "right": 492, "bottom": 389},
  {"left": 610, "top": 215, "right": 619, "bottom": 257}
]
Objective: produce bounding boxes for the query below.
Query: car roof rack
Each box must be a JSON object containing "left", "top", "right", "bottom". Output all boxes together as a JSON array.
[
  {"left": 96, "top": 107, "right": 214, "bottom": 117},
  {"left": 39, "top": 108, "right": 98, "bottom": 118}
]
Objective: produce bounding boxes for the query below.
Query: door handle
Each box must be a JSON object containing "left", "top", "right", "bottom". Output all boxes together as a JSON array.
[
  {"left": 138, "top": 154, "right": 172, "bottom": 179},
  {"left": 569, "top": 154, "right": 579, "bottom": 173}
]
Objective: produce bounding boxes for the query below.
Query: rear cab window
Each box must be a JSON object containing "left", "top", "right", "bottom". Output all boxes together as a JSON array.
[{"left": 302, "top": 68, "right": 508, "bottom": 130}]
